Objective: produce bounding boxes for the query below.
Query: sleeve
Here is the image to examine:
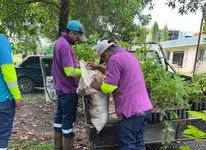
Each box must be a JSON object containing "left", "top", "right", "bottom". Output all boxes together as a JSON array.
[
  {"left": 64, "top": 67, "right": 81, "bottom": 77},
  {"left": 58, "top": 44, "right": 81, "bottom": 77},
  {"left": 59, "top": 44, "right": 74, "bottom": 68},
  {"left": 1, "top": 64, "right": 21, "bottom": 100},
  {"left": 104, "top": 59, "right": 121, "bottom": 87}
]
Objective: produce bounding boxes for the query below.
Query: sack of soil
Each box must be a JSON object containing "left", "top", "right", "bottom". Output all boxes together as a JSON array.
[{"left": 77, "top": 60, "right": 109, "bottom": 132}]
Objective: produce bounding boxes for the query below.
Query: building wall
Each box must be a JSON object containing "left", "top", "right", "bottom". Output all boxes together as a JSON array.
[
  {"left": 196, "top": 46, "right": 206, "bottom": 74},
  {"left": 164, "top": 46, "right": 197, "bottom": 74}
]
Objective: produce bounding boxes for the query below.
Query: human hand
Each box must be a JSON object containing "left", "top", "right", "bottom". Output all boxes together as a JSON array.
[
  {"left": 87, "top": 62, "right": 98, "bottom": 70},
  {"left": 90, "top": 78, "right": 102, "bottom": 91},
  {"left": 15, "top": 99, "right": 23, "bottom": 110}
]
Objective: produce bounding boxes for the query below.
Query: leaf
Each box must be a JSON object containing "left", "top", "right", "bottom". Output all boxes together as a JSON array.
[
  {"left": 188, "top": 111, "right": 206, "bottom": 121},
  {"left": 180, "top": 146, "right": 192, "bottom": 150},
  {"left": 183, "top": 125, "right": 206, "bottom": 140}
]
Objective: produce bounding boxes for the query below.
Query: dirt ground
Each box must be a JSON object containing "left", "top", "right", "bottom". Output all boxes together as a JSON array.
[
  {"left": 11, "top": 95, "right": 91, "bottom": 150},
  {"left": 10, "top": 91, "right": 206, "bottom": 150}
]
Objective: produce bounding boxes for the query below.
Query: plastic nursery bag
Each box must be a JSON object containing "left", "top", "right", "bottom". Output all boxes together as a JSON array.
[{"left": 76, "top": 60, "right": 109, "bottom": 132}]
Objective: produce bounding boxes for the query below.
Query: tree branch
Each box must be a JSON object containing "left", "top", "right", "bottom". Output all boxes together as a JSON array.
[{"left": 15, "top": 0, "right": 59, "bottom": 9}]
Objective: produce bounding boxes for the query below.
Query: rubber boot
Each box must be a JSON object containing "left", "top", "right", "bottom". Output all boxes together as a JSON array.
[
  {"left": 63, "top": 136, "right": 74, "bottom": 150},
  {"left": 54, "top": 132, "right": 63, "bottom": 150}
]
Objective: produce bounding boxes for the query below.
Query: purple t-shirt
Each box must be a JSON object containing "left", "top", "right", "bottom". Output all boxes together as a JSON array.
[
  {"left": 52, "top": 33, "right": 79, "bottom": 94},
  {"left": 104, "top": 46, "right": 153, "bottom": 119}
]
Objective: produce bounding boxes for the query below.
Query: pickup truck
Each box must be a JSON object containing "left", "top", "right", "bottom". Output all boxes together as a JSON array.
[
  {"left": 15, "top": 55, "right": 52, "bottom": 93},
  {"left": 83, "top": 43, "right": 198, "bottom": 150}
]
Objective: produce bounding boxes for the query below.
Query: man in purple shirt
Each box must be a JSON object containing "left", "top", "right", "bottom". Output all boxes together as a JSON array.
[
  {"left": 52, "top": 20, "right": 86, "bottom": 150},
  {"left": 89, "top": 40, "right": 153, "bottom": 150}
]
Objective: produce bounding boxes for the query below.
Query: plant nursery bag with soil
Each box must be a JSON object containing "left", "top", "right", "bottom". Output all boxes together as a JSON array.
[{"left": 77, "top": 60, "right": 109, "bottom": 133}]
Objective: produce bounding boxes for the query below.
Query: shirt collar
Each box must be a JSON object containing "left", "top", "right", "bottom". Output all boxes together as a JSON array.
[{"left": 61, "top": 32, "right": 73, "bottom": 45}]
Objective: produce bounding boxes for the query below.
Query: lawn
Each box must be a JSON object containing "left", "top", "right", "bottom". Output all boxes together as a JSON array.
[{"left": 9, "top": 140, "right": 52, "bottom": 150}]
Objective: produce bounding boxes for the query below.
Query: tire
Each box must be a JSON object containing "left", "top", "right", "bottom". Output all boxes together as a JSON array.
[{"left": 18, "top": 77, "right": 34, "bottom": 93}]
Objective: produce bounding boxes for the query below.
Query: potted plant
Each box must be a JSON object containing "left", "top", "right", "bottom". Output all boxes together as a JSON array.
[
  {"left": 186, "top": 73, "right": 206, "bottom": 111},
  {"left": 135, "top": 45, "right": 190, "bottom": 122}
]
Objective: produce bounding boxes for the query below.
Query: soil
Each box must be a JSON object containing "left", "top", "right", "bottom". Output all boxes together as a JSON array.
[
  {"left": 11, "top": 99, "right": 91, "bottom": 150},
  {"left": 10, "top": 91, "right": 206, "bottom": 150}
]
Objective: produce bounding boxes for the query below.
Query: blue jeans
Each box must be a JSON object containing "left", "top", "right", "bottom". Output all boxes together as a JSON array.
[
  {"left": 0, "top": 99, "right": 15, "bottom": 149},
  {"left": 118, "top": 110, "right": 151, "bottom": 150},
  {"left": 54, "top": 91, "right": 78, "bottom": 138}
]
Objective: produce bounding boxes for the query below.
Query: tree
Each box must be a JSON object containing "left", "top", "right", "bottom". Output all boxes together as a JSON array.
[
  {"left": 149, "top": 21, "right": 159, "bottom": 42},
  {"left": 161, "top": 24, "right": 169, "bottom": 41},
  {"left": 0, "top": 0, "right": 153, "bottom": 40},
  {"left": 166, "top": 0, "right": 205, "bottom": 15},
  {"left": 166, "top": 1, "right": 206, "bottom": 45},
  {"left": 61, "top": 0, "right": 154, "bottom": 41},
  {"left": 166, "top": 0, "right": 206, "bottom": 34},
  {"left": 58, "top": 0, "right": 69, "bottom": 37}
]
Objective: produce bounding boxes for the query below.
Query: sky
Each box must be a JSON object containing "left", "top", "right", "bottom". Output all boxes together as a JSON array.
[{"left": 146, "top": 0, "right": 202, "bottom": 33}]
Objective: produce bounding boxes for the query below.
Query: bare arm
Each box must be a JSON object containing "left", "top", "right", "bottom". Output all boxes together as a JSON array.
[{"left": 87, "top": 63, "right": 106, "bottom": 74}]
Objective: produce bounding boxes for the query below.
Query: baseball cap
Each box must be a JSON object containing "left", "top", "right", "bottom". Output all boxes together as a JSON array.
[
  {"left": 95, "top": 40, "right": 115, "bottom": 56},
  {"left": 67, "top": 20, "right": 87, "bottom": 42}
]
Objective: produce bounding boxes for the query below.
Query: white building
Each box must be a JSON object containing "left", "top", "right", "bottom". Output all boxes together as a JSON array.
[{"left": 160, "top": 36, "right": 206, "bottom": 75}]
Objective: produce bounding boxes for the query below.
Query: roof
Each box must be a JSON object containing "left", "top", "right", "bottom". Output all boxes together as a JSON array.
[{"left": 160, "top": 36, "right": 206, "bottom": 49}]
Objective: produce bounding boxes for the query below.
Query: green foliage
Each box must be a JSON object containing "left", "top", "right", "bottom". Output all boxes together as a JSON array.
[
  {"left": 183, "top": 125, "right": 206, "bottom": 140},
  {"left": 21, "top": 90, "right": 45, "bottom": 104},
  {"left": 166, "top": 0, "right": 205, "bottom": 15},
  {"left": 161, "top": 120, "right": 175, "bottom": 150},
  {"left": 149, "top": 21, "right": 159, "bottom": 42},
  {"left": 180, "top": 111, "right": 206, "bottom": 150},
  {"left": 186, "top": 73, "right": 206, "bottom": 102},
  {"left": 0, "top": 0, "right": 153, "bottom": 41},
  {"left": 135, "top": 46, "right": 188, "bottom": 109},
  {"left": 9, "top": 140, "right": 52, "bottom": 150},
  {"left": 12, "top": 36, "right": 40, "bottom": 54},
  {"left": 188, "top": 110, "right": 206, "bottom": 121},
  {"left": 136, "top": 27, "right": 148, "bottom": 43},
  {"left": 69, "top": 0, "right": 153, "bottom": 41},
  {"left": 180, "top": 146, "right": 192, "bottom": 150},
  {"left": 117, "top": 41, "right": 132, "bottom": 50},
  {"left": 73, "top": 34, "right": 99, "bottom": 62},
  {"left": 0, "top": 0, "right": 153, "bottom": 54},
  {"left": 0, "top": 0, "right": 58, "bottom": 39},
  {"left": 160, "top": 24, "right": 169, "bottom": 41}
]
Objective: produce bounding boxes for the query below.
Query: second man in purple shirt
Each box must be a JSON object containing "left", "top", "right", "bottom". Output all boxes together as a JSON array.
[{"left": 89, "top": 40, "right": 153, "bottom": 150}]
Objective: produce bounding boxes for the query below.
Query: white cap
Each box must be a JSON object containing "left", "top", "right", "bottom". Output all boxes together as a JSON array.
[{"left": 95, "top": 40, "right": 114, "bottom": 56}]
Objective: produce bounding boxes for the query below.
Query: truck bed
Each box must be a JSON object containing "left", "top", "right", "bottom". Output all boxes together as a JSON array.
[{"left": 83, "top": 96, "right": 206, "bottom": 150}]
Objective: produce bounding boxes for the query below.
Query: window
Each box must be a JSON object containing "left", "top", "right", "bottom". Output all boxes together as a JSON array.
[
  {"left": 22, "top": 57, "right": 40, "bottom": 68},
  {"left": 172, "top": 51, "right": 184, "bottom": 67},
  {"left": 43, "top": 58, "right": 52, "bottom": 69},
  {"left": 199, "top": 49, "right": 206, "bottom": 61},
  {"left": 166, "top": 51, "right": 170, "bottom": 60}
]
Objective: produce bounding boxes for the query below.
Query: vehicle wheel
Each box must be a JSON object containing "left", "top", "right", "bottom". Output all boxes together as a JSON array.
[{"left": 18, "top": 77, "right": 34, "bottom": 93}]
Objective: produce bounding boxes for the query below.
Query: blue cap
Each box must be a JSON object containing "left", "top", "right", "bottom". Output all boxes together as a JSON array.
[{"left": 66, "top": 20, "right": 87, "bottom": 42}]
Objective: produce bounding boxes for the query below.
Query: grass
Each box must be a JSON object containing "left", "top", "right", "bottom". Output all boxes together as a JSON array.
[
  {"left": 21, "top": 89, "right": 45, "bottom": 105},
  {"left": 9, "top": 140, "right": 52, "bottom": 150}
]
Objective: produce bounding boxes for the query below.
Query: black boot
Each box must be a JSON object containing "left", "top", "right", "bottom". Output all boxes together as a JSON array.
[
  {"left": 54, "top": 132, "right": 63, "bottom": 150},
  {"left": 63, "top": 136, "right": 74, "bottom": 150}
]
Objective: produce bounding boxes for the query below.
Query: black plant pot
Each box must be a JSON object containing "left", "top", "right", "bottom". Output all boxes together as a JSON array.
[
  {"left": 164, "top": 107, "right": 190, "bottom": 120},
  {"left": 190, "top": 101, "right": 206, "bottom": 111}
]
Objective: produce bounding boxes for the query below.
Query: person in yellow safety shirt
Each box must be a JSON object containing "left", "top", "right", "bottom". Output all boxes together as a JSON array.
[{"left": 0, "top": 34, "right": 22, "bottom": 150}]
